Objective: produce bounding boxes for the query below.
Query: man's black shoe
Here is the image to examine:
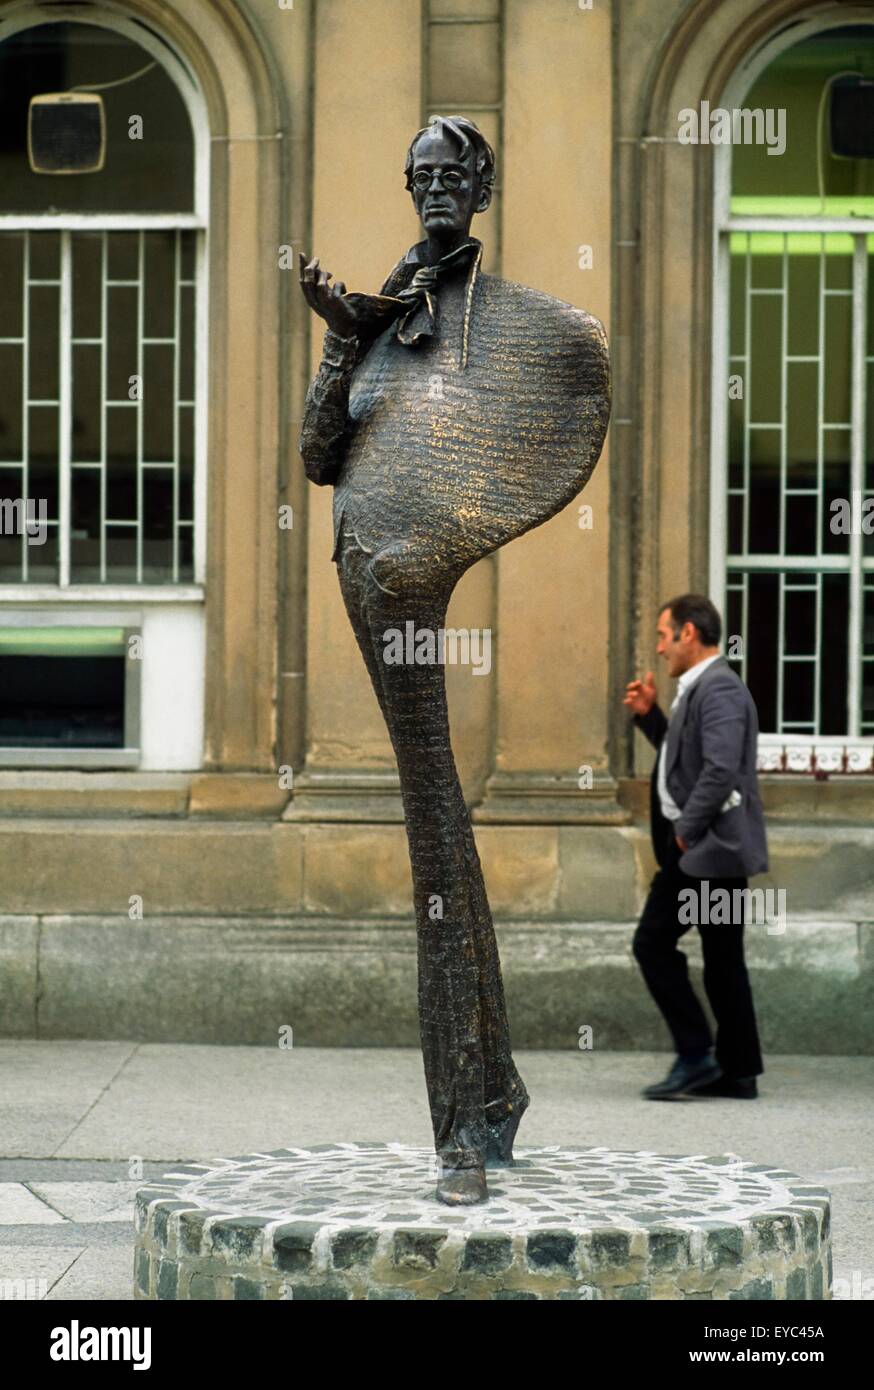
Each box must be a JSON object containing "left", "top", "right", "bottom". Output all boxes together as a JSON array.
[
  {"left": 642, "top": 1055, "right": 723, "bottom": 1100},
  {"left": 686, "top": 1074, "right": 758, "bottom": 1099}
]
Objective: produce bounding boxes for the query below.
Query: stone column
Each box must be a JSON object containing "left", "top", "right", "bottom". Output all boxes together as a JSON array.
[
  {"left": 475, "top": 0, "right": 623, "bottom": 825},
  {"left": 196, "top": 2, "right": 281, "bottom": 774},
  {"left": 286, "top": 0, "right": 423, "bottom": 821}
]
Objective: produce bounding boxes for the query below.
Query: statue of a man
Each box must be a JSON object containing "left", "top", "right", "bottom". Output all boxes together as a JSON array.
[{"left": 299, "top": 116, "right": 610, "bottom": 1205}]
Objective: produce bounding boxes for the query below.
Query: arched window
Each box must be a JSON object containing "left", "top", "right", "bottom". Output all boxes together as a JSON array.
[
  {"left": 712, "top": 20, "right": 874, "bottom": 774},
  {"left": 0, "top": 13, "right": 207, "bottom": 768}
]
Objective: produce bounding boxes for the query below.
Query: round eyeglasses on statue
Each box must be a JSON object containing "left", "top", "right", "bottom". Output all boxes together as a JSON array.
[{"left": 410, "top": 169, "right": 466, "bottom": 191}]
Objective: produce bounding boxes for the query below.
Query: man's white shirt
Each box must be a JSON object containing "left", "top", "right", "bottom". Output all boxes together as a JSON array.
[{"left": 656, "top": 654, "right": 741, "bottom": 823}]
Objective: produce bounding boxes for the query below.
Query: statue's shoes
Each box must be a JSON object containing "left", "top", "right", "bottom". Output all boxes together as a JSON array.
[{"left": 435, "top": 1165, "right": 488, "bottom": 1206}]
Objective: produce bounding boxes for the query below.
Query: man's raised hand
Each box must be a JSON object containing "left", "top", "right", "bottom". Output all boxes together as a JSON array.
[{"left": 624, "top": 670, "right": 657, "bottom": 717}]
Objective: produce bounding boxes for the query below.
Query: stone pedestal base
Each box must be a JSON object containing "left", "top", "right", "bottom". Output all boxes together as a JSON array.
[
  {"left": 134, "top": 1145, "right": 831, "bottom": 1301},
  {"left": 281, "top": 769, "right": 405, "bottom": 822},
  {"left": 473, "top": 772, "right": 631, "bottom": 824}
]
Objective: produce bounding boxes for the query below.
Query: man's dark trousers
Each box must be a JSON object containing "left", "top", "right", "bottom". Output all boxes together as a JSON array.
[{"left": 632, "top": 825, "right": 764, "bottom": 1077}]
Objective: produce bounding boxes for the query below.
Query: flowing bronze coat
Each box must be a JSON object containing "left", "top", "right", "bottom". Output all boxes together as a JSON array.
[{"left": 301, "top": 237, "right": 611, "bottom": 1178}]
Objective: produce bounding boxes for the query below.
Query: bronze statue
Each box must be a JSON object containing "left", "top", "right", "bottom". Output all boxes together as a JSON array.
[{"left": 299, "top": 117, "right": 610, "bottom": 1205}]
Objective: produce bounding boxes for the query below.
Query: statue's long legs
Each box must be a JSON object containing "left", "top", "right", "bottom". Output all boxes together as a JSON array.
[{"left": 335, "top": 532, "right": 528, "bottom": 1196}]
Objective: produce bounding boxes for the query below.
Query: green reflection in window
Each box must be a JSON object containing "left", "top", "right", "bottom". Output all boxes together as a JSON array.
[
  {"left": 0, "top": 626, "right": 125, "bottom": 656},
  {"left": 733, "top": 24, "right": 874, "bottom": 212}
]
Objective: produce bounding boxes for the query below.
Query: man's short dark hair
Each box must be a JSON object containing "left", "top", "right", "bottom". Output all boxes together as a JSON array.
[
  {"left": 404, "top": 115, "right": 496, "bottom": 193},
  {"left": 660, "top": 594, "right": 722, "bottom": 647}
]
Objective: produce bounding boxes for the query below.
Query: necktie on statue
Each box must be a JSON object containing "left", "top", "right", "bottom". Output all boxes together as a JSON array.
[{"left": 392, "top": 240, "right": 481, "bottom": 347}]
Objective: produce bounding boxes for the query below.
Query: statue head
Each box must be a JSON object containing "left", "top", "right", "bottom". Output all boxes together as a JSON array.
[{"left": 404, "top": 116, "right": 495, "bottom": 244}]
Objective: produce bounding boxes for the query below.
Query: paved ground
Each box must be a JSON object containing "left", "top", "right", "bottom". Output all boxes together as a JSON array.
[{"left": 0, "top": 1043, "right": 871, "bottom": 1300}]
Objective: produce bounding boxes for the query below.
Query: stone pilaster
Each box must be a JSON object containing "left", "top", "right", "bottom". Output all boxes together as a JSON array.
[{"left": 475, "top": 0, "right": 623, "bottom": 825}]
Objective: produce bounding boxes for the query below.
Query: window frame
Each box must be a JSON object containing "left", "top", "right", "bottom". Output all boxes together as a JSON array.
[
  {"left": 0, "top": 6, "right": 209, "bottom": 600},
  {"left": 0, "top": 606, "right": 142, "bottom": 767},
  {"left": 710, "top": 11, "right": 874, "bottom": 773}
]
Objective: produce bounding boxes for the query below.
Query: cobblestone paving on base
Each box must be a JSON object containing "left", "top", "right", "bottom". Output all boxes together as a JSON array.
[
  {"left": 134, "top": 1144, "right": 833, "bottom": 1300},
  {"left": 156, "top": 1144, "right": 805, "bottom": 1231}
]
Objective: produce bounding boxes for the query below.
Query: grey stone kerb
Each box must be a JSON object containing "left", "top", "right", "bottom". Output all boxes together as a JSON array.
[{"left": 133, "top": 1144, "right": 832, "bottom": 1301}]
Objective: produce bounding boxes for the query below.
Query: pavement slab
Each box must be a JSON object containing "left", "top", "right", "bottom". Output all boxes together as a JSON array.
[
  {"left": 0, "top": 1184, "right": 65, "bottom": 1225},
  {"left": 0, "top": 1043, "right": 870, "bottom": 1300}
]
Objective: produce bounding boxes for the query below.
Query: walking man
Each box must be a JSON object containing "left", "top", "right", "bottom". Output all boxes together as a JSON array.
[{"left": 624, "top": 595, "right": 766, "bottom": 1100}]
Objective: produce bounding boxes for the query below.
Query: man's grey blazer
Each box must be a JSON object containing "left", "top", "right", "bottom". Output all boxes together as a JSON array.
[{"left": 634, "top": 656, "right": 769, "bottom": 879}]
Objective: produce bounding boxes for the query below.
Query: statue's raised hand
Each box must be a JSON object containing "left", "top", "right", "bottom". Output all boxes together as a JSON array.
[
  {"left": 299, "top": 252, "right": 409, "bottom": 343},
  {"left": 298, "top": 254, "right": 357, "bottom": 339}
]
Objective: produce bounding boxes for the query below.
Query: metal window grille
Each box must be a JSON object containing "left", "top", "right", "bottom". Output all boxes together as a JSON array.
[
  {"left": 714, "top": 224, "right": 874, "bottom": 771},
  {"left": 0, "top": 226, "right": 200, "bottom": 586}
]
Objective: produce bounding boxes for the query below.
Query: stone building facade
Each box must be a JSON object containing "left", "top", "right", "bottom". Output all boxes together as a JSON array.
[{"left": 0, "top": 0, "right": 871, "bottom": 1048}]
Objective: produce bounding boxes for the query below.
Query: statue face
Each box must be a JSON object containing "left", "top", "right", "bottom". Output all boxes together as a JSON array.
[{"left": 409, "top": 129, "right": 487, "bottom": 238}]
